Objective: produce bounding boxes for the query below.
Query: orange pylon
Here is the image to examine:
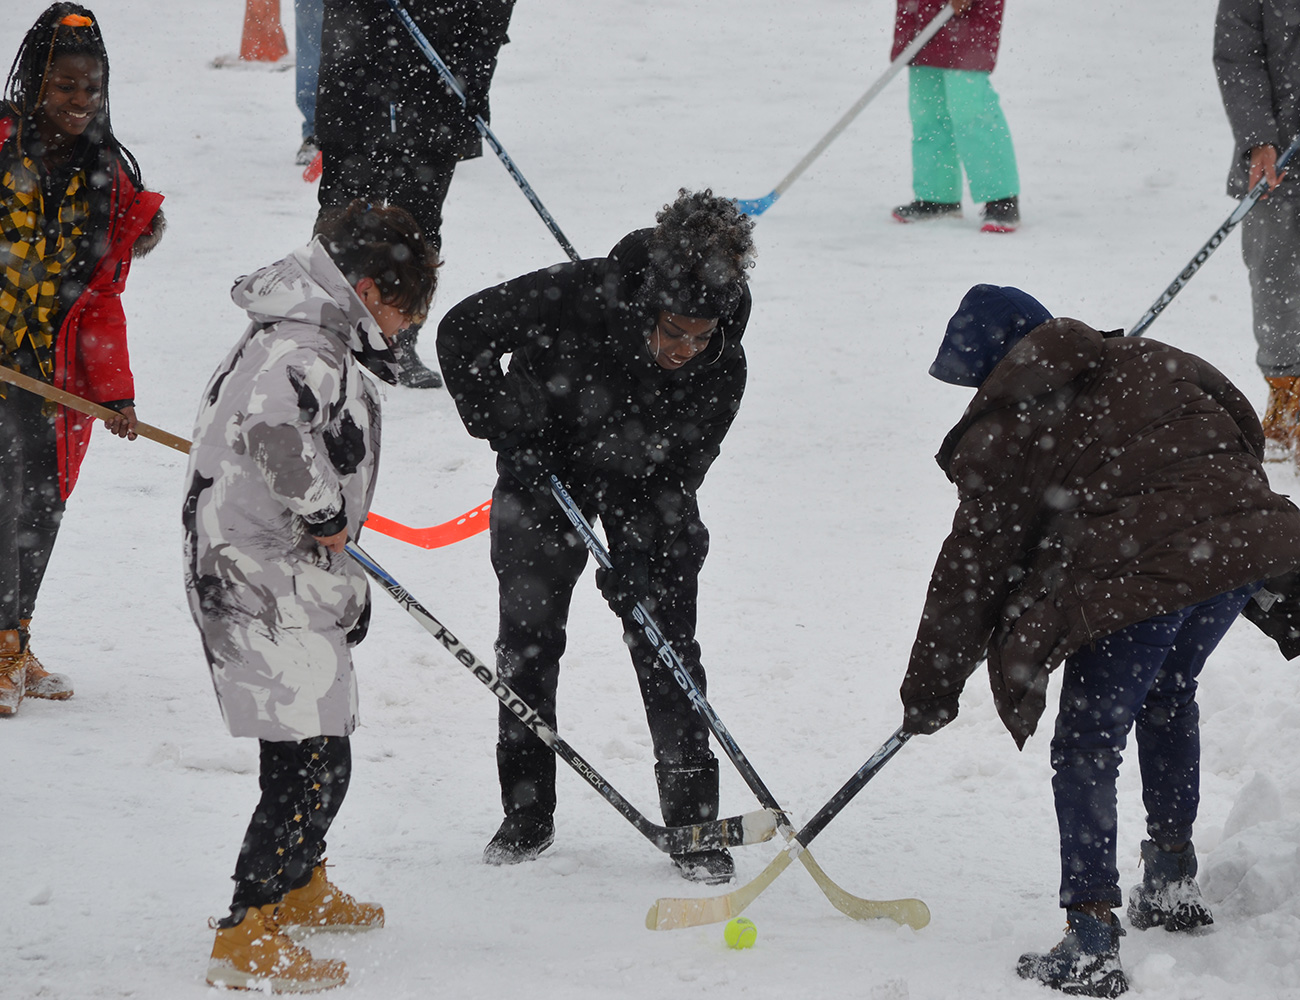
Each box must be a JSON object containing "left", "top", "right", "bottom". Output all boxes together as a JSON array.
[{"left": 240, "top": 0, "right": 288, "bottom": 62}]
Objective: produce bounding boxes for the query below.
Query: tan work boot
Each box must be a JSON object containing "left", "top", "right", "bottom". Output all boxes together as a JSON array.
[
  {"left": 277, "top": 862, "right": 385, "bottom": 932},
  {"left": 206, "top": 903, "right": 347, "bottom": 993},
  {"left": 1262, "top": 376, "right": 1300, "bottom": 462},
  {"left": 18, "top": 620, "right": 73, "bottom": 700},
  {"left": 0, "top": 630, "right": 27, "bottom": 717}
]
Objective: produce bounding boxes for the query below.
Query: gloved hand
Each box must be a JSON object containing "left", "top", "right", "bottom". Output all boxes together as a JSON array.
[
  {"left": 900, "top": 695, "right": 959, "bottom": 736},
  {"left": 496, "top": 440, "right": 555, "bottom": 493},
  {"left": 596, "top": 548, "right": 651, "bottom": 618}
]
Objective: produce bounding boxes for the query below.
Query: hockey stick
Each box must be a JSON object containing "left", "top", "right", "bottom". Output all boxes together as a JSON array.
[
  {"left": 0, "top": 365, "right": 493, "bottom": 550},
  {"left": 734, "top": 5, "right": 955, "bottom": 216},
  {"left": 346, "top": 541, "right": 779, "bottom": 855},
  {"left": 547, "top": 474, "right": 911, "bottom": 921},
  {"left": 646, "top": 728, "right": 928, "bottom": 930},
  {"left": 385, "top": 0, "right": 581, "bottom": 263},
  {"left": 0, "top": 365, "right": 191, "bottom": 453},
  {"left": 1127, "top": 133, "right": 1300, "bottom": 338},
  {"left": 364, "top": 501, "right": 492, "bottom": 549}
]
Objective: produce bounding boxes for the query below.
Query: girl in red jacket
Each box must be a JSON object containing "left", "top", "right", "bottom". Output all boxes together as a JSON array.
[{"left": 0, "top": 3, "right": 164, "bottom": 715}]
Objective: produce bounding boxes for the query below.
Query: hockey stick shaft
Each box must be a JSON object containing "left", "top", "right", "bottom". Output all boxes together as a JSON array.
[
  {"left": 735, "top": 5, "right": 955, "bottom": 216},
  {"left": 384, "top": 0, "right": 581, "bottom": 263},
  {"left": 1127, "top": 132, "right": 1300, "bottom": 338},
  {"left": 0, "top": 365, "right": 191, "bottom": 454},
  {"left": 646, "top": 729, "right": 928, "bottom": 930},
  {"left": 346, "top": 541, "right": 777, "bottom": 854}
]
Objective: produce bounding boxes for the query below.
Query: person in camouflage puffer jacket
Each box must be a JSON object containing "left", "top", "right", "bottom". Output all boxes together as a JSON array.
[{"left": 184, "top": 201, "right": 437, "bottom": 994}]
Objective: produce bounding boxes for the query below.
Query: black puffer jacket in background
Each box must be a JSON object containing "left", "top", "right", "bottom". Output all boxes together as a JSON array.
[
  {"left": 316, "top": 0, "right": 514, "bottom": 160},
  {"left": 436, "top": 230, "right": 750, "bottom": 555}
]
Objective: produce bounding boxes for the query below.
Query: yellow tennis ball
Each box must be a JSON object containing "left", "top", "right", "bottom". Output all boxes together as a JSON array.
[{"left": 724, "top": 917, "right": 757, "bottom": 949}]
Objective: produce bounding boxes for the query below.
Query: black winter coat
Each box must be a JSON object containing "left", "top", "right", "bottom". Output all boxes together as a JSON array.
[
  {"left": 436, "top": 230, "right": 750, "bottom": 555},
  {"left": 316, "top": 0, "right": 514, "bottom": 160}
]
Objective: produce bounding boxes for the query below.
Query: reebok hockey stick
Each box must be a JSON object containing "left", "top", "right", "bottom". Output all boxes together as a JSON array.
[
  {"left": 1128, "top": 132, "right": 1300, "bottom": 338},
  {"left": 346, "top": 541, "right": 778, "bottom": 855},
  {"left": 385, "top": 0, "right": 581, "bottom": 263},
  {"left": 734, "top": 5, "right": 955, "bottom": 216},
  {"left": 547, "top": 475, "right": 908, "bottom": 922},
  {"left": 646, "top": 728, "right": 928, "bottom": 930}
]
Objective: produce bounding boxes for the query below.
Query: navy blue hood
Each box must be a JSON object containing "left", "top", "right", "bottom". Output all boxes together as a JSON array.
[{"left": 929, "top": 285, "right": 1053, "bottom": 387}]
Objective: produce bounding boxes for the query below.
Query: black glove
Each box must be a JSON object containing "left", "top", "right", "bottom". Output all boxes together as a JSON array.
[
  {"left": 596, "top": 548, "right": 651, "bottom": 618},
  {"left": 900, "top": 695, "right": 959, "bottom": 736},
  {"left": 496, "top": 440, "right": 555, "bottom": 493}
]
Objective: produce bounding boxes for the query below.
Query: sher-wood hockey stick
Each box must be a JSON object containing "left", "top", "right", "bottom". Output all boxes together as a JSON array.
[
  {"left": 385, "top": 0, "right": 581, "bottom": 263},
  {"left": 1128, "top": 132, "right": 1300, "bottom": 338},
  {"left": 346, "top": 541, "right": 779, "bottom": 855},
  {"left": 547, "top": 475, "right": 913, "bottom": 922},
  {"left": 734, "top": 5, "right": 955, "bottom": 216},
  {"left": 646, "top": 728, "right": 927, "bottom": 930},
  {"left": 1, "top": 366, "right": 490, "bottom": 549}
]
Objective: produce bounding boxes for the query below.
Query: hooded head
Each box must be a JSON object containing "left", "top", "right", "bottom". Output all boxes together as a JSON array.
[{"left": 929, "top": 285, "right": 1053, "bottom": 387}]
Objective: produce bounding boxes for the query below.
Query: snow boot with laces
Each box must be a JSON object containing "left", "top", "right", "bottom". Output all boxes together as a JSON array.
[
  {"left": 1262, "top": 376, "right": 1300, "bottom": 462},
  {"left": 207, "top": 902, "right": 348, "bottom": 992},
  {"left": 19, "top": 620, "right": 73, "bottom": 700},
  {"left": 1016, "top": 908, "right": 1127, "bottom": 997},
  {"left": 0, "top": 629, "right": 27, "bottom": 716},
  {"left": 658, "top": 759, "right": 735, "bottom": 885},
  {"left": 1127, "top": 839, "right": 1213, "bottom": 932},
  {"left": 276, "top": 862, "right": 384, "bottom": 932}
]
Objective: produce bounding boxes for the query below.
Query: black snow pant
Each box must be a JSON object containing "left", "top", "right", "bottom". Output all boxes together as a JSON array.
[
  {"left": 316, "top": 139, "right": 457, "bottom": 255},
  {"left": 229, "top": 735, "right": 352, "bottom": 913},
  {"left": 489, "top": 473, "right": 715, "bottom": 822},
  {"left": 0, "top": 386, "right": 64, "bottom": 633}
]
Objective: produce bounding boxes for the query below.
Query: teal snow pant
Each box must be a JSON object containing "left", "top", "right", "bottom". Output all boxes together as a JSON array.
[{"left": 908, "top": 66, "right": 1019, "bottom": 204}]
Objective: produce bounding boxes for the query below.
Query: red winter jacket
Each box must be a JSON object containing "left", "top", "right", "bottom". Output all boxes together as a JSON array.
[
  {"left": 892, "top": 0, "right": 1005, "bottom": 74},
  {"left": 0, "top": 117, "right": 164, "bottom": 499}
]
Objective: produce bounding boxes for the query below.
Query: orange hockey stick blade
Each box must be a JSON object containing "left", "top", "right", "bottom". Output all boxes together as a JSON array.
[
  {"left": 364, "top": 501, "right": 492, "bottom": 549},
  {"left": 303, "top": 150, "right": 323, "bottom": 183}
]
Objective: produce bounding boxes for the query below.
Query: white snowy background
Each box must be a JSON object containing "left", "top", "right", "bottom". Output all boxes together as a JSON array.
[{"left": 7, "top": 1, "right": 1300, "bottom": 998}]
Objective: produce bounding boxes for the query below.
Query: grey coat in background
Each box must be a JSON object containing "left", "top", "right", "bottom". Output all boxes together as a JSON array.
[
  {"left": 1213, "top": 0, "right": 1300, "bottom": 198},
  {"left": 183, "top": 240, "right": 389, "bottom": 741}
]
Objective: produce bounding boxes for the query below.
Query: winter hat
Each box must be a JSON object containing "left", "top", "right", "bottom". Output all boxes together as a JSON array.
[{"left": 929, "top": 285, "right": 1053, "bottom": 387}]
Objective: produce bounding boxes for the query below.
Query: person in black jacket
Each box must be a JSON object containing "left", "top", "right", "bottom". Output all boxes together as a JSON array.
[
  {"left": 314, "top": 0, "right": 514, "bottom": 389},
  {"left": 436, "top": 190, "right": 756, "bottom": 884}
]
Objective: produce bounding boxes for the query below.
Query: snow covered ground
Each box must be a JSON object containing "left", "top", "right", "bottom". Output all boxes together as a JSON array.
[{"left": 8, "top": 1, "right": 1300, "bottom": 998}]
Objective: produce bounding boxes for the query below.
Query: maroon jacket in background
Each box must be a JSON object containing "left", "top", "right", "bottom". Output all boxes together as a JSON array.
[
  {"left": 892, "top": 0, "right": 1005, "bottom": 73},
  {"left": 900, "top": 320, "right": 1300, "bottom": 748}
]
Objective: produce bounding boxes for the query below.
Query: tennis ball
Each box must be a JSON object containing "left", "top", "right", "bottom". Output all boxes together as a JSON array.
[{"left": 724, "top": 916, "right": 757, "bottom": 950}]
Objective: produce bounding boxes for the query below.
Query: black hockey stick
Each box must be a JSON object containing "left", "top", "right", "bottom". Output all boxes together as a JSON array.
[
  {"left": 347, "top": 541, "right": 778, "bottom": 855},
  {"left": 547, "top": 475, "right": 912, "bottom": 920},
  {"left": 1128, "top": 133, "right": 1300, "bottom": 338},
  {"left": 384, "top": 0, "right": 581, "bottom": 263},
  {"left": 647, "top": 728, "right": 928, "bottom": 929}
]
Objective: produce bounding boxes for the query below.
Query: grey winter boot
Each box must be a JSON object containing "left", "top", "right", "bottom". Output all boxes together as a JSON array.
[
  {"left": 483, "top": 746, "right": 556, "bottom": 865},
  {"left": 1127, "top": 840, "right": 1212, "bottom": 931},
  {"left": 1016, "top": 909, "right": 1127, "bottom": 997},
  {"left": 391, "top": 327, "right": 442, "bottom": 389},
  {"left": 657, "top": 759, "right": 734, "bottom": 885}
]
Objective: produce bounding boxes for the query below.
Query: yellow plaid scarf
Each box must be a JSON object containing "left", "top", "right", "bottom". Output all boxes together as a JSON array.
[{"left": 0, "top": 154, "right": 89, "bottom": 382}]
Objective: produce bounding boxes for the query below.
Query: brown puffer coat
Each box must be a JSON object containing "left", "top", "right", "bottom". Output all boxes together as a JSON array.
[{"left": 901, "top": 319, "right": 1300, "bottom": 748}]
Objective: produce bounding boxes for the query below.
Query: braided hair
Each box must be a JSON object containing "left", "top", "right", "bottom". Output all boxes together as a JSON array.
[{"left": 3, "top": 3, "right": 141, "bottom": 184}]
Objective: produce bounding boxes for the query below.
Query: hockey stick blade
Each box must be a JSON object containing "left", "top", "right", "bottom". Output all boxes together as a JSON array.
[
  {"left": 363, "top": 501, "right": 492, "bottom": 549},
  {"left": 645, "top": 729, "right": 929, "bottom": 930},
  {"left": 346, "top": 542, "right": 779, "bottom": 855},
  {"left": 734, "top": 191, "right": 779, "bottom": 217}
]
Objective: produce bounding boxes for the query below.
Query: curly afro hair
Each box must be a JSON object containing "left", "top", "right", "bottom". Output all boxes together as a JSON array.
[{"left": 642, "top": 188, "right": 756, "bottom": 318}]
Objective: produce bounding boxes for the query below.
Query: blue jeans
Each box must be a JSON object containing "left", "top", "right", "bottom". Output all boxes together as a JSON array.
[
  {"left": 1051, "top": 583, "right": 1257, "bottom": 908},
  {"left": 294, "top": 0, "right": 323, "bottom": 139}
]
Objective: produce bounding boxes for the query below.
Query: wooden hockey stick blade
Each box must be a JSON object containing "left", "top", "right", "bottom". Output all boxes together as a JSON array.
[
  {"left": 0, "top": 365, "right": 191, "bottom": 453},
  {"left": 796, "top": 850, "right": 930, "bottom": 928},
  {"left": 647, "top": 846, "right": 795, "bottom": 930}
]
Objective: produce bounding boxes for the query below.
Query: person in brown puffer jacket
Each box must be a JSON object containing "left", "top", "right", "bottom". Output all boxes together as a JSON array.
[{"left": 898, "top": 285, "right": 1300, "bottom": 998}]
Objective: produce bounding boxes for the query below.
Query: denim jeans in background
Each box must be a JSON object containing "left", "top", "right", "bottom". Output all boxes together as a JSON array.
[
  {"left": 1050, "top": 582, "right": 1258, "bottom": 909},
  {"left": 294, "top": 0, "right": 323, "bottom": 139}
]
